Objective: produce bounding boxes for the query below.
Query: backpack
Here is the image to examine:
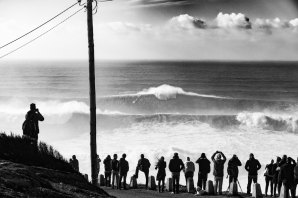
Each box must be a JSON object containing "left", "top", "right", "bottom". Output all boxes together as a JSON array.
[{"left": 22, "top": 119, "right": 36, "bottom": 137}]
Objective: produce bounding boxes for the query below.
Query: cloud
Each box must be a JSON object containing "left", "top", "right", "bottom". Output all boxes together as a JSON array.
[
  {"left": 215, "top": 12, "right": 251, "bottom": 29},
  {"left": 102, "top": 22, "right": 152, "bottom": 34},
  {"left": 289, "top": 18, "right": 298, "bottom": 27},
  {"left": 168, "top": 14, "right": 207, "bottom": 30},
  {"left": 128, "top": 0, "right": 194, "bottom": 6}
]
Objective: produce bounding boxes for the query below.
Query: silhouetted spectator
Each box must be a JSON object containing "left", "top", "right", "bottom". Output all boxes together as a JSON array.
[
  {"left": 211, "top": 151, "right": 226, "bottom": 195},
  {"left": 264, "top": 159, "right": 275, "bottom": 197},
  {"left": 273, "top": 157, "right": 281, "bottom": 196},
  {"left": 70, "top": 155, "right": 79, "bottom": 172},
  {"left": 184, "top": 157, "right": 195, "bottom": 184},
  {"left": 227, "top": 154, "right": 242, "bottom": 188},
  {"left": 135, "top": 154, "right": 151, "bottom": 188},
  {"left": 245, "top": 153, "right": 261, "bottom": 195},
  {"left": 169, "top": 153, "right": 185, "bottom": 194},
  {"left": 156, "top": 156, "right": 166, "bottom": 193},
  {"left": 196, "top": 153, "right": 211, "bottom": 190},
  {"left": 278, "top": 155, "right": 288, "bottom": 195},
  {"left": 103, "top": 155, "right": 112, "bottom": 187},
  {"left": 294, "top": 158, "right": 298, "bottom": 197},
  {"left": 280, "top": 157, "right": 296, "bottom": 198},
  {"left": 111, "top": 154, "right": 119, "bottom": 189},
  {"left": 23, "top": 103, "right": 44, "bottom": 144},
  {"left": 119, "top": 153, "right": 129, "bottom": 190}
]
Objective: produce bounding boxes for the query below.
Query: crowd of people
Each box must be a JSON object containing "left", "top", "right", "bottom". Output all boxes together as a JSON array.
[{"left": 69, "top": 151, "right": 298, "bottom": 197}]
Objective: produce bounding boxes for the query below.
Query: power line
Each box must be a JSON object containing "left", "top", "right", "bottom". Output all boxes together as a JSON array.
[
  {"left": 0, "top": 6, "right": 85, "bottom": 60},
  {"left": 0, "top": 1, "right": 80, "bottom": 50}
]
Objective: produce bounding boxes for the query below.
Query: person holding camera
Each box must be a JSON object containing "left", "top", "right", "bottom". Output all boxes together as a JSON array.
[
  {"left": 211, "top": 151, "right": 226, "bottom": 195},
  {"left": 23, "top": 103, "right": 44, "bottom": 143},
  {"left": 227, "top": 154, "right": 242, "bottom": 188},
  {"left": 196, "top": 153, "right": 211, "bottom": 190}
]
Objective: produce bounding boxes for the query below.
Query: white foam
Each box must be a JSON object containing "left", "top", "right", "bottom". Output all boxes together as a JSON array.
[
  {"left": 104, "top": 84, "right": 228, "bottom": 101},
  {"left": 236, "top": 111, "right": 298, "bottom": 133}
]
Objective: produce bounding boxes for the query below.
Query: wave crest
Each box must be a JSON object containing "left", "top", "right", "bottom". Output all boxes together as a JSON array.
[{"left": 236, "top": 112, "right": 298, "bottom": 133}]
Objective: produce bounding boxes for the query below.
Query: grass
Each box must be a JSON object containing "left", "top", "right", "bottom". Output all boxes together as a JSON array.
[{"left": 0, "top": 132, "right": 76, "bottom": 173}]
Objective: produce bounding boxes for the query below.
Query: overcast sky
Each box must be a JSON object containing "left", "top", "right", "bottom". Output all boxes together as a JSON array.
[{"left": 0, "top": 0, "right": 298, "bottom": 60}]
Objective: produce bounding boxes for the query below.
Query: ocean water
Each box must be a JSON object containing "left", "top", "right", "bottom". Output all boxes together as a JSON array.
[{"left": 0, "top": 60, "right": 298, "bottom": 189}]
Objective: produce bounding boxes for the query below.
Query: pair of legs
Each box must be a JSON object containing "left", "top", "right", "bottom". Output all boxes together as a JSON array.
[
  {"left": 185, "top": 171, "right": 194, "bottom": 184},
  {"left": 214, "top": 176, "right": 223, "bottom": 195},
  {"left": 265, "top": 176, "right": 273, "bottom": 196},
  {"left": 282, "top": 182, "right": 295, "bottom": 198},
  {"left": 247, "top": 175, "right": 258, "bottom": 194},
  {"left": 172, "top": 172, "right": 180, "bottom": 194},
  {"left": 157, "top": 179, "right": 165, "bottom": 192},
  {"left": 111, "top": 171, "right": 119, "bottom": 189},
  {"left": 135, "top": 168, "right": 149, "bottom": 188},
  {"left": 105, "top": 171, "right": 111, "bottom": 187},
  {"left": 119, "top": 173, "right": 127, "bottom": 190},
  {"left": 197, "top": 173, "right": 207, "bottom": 190}
]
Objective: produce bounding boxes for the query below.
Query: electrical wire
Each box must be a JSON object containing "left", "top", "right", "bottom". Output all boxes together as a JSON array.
[
  {"left": 0, "top": 6, "right": 86, "bottom": 60},
  {"left": 0, "top": 1, "right": 80, "bottom": 50}
]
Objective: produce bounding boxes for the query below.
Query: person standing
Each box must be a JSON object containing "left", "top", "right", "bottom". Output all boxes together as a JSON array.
[
  {"left": 95, "top": 155, "right": 101, "bottom": 183},
  {"left": 119, "top": 153, "right": 129, "bottom": 190},
  {"left": 264, "top": 159, "right": 275, "bottom": 197},
  {"left": 294, "top": 157, "right": 298, "bottom": 197},
  {"left": 23, "top": 103, "right": 44, "bottom": 144},
  {"left": 245, "top": 153, "right": 262, "bottom": 195},
  {"left": 211, "top": 151, "right": 226, "bottom": 195},
  {"left": 273, "top": 157, "right": 281, "bottom": 196},
  {"left": 71, "top": 155, "right": 79, "bottom": 172},
  {"left": 227, "top": 154, "right": 242, "bottom": 188},
  {"left": 103, "top": 155, "right": 112, "bottom": 187},
  {"left": 196, "top": 153, "right": 211, "bottom": 190},
  {"left": 111, "top": 154, "right": 119, "bottom": 189},
  {"left": 169, "top": 153, "right": 185, "bottom": 194},
  {"left": 155, "top": 156, "right": 166, "bottom": 193},
  {"left": 135, "top": 154, "right": 151, "bottom": 189},
  {"left": 280, "top": 157, "right": 296, "bottom": 198},
  {"left": 278, "top": 155, "right": 288, "bottom": 195},
  {"left": 184, "top": 157, "right": 195, "bottom": 183}
]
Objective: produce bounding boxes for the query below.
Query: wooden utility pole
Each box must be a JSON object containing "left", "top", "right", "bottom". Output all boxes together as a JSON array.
[{"left": 87, "top": 0, "right": 98, "bottom": 185}]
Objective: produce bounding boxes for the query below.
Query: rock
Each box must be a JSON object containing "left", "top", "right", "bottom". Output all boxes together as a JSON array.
[
  {"left": 206, "top": 180, "right": 215, "bottom": 195},
  {"left": 187, "top": 177, "right": 195, "bottom": 193},
  {"left": 148, "top": 176, "right": 156, "bottom": 190},
  {"left": 130, "top": 176, "right": 137, "bottom": 189},
  {"left": 229, "top": 181, "right": 238, "bottom": 196},
  {"left": 166, "top": 178, "right": 173, "bottom": 192},
  {"left": 252, "top": 183, "right": 263, "bottom": 198},
  {"left": 84, "top": 174, "right": 88, "bottom": 181},
  {"left": 99, "top": 174, "right": 105, "bottom": 186}
]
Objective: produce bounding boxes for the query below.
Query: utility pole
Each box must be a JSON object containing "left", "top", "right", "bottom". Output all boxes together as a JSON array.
[{"left": 87, "top": 0, "right": 98, "bottom": 185}]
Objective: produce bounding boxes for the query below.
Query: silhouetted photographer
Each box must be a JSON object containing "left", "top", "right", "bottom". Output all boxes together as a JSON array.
[{"left": 22, "top": 103, "right": 44, "bottom": 144}]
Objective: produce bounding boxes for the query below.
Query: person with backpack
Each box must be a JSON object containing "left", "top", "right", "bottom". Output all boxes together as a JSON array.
[
  {"left": 227, "top": 154, "right": 242, "bottom": 188},
  {"left": 155, "top": 156, "right": 166, "bottom": 193},
  {"left": 211, "top": 151, "right": 226, "bottom": 195},
  {"left": 111, "top": 154, "right": 119, "bottom": 189},
  {"left": 119, "top": 153, "right": 129, "bottom": 190},
  {"left": 23, "top": 103, "right": 44, "bottom": 144},
  {"left": 264, "top": 159, "right": 275, "bottom": 197},
  {"left": 196, "top": 153, "right": 211, "bottom": 190},
  {"left": 103, "top": 155, "right": 112, "bottom": 187},
  {"left": 169, "top": 153, "right": 185, "bottom": 194},
  {"left": 135, "top": 154, "right": 151, "bottom": 189},
  {"left": 245, "top": 153, "right": 262, "bottom": 195},
  {"left": 184, "top": 157, "right": 195, "bottom": 183}
]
